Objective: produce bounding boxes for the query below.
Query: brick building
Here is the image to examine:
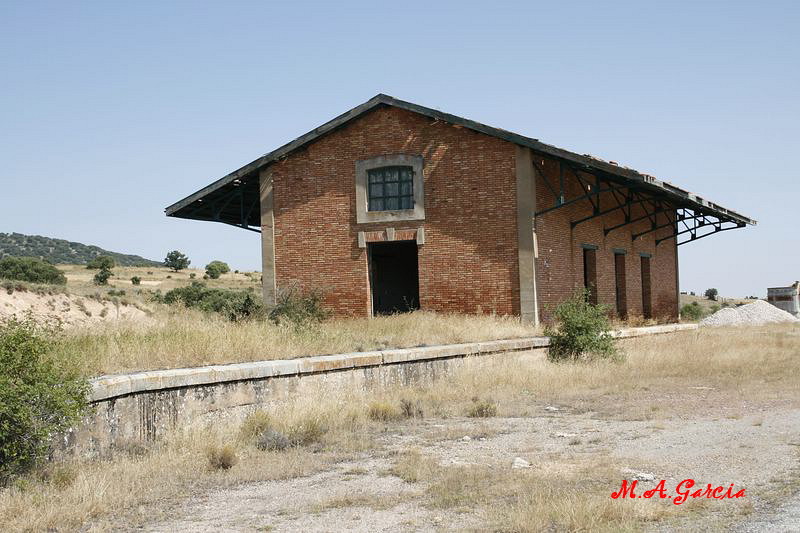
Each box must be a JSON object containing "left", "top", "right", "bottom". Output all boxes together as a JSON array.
[{"left": 166, "top": 95, "right": 755, "bottom": 323}]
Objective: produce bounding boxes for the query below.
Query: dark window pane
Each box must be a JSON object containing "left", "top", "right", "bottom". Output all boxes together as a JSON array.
[{"left": 366, "top": 166, "right": 415, "bottom": 211}]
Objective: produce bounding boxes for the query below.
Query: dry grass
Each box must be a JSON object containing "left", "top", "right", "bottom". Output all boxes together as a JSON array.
[
  {"left": 1, "top": 323, "right": 797, "bottom": 530},
  {"left": 57, "top": 264, "right": 263, "bottom": 296},
  {"left": 390, "top": 450, "right": 670, "bottom": 531},
  {"left": 59, "top": 309, "right": 538, "bottom": 376}
]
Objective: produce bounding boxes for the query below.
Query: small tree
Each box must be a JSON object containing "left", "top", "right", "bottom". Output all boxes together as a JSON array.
[
  {"left": 545, "top": 289, "right": 618, "bottom": 362},
  {"left": 164, "top": 250, "right": 190, "bottom": 272},
  {"left": 704, "top": 288, "right": 718, "bottom": 301},
  {"left": 93, "top": 267, "right": 112, "bottom": 285},
  {"left": 86, "top": 255, "right": 115, "bottom": 270},
  {"left": 130, "top": 276, "right": 141, "bottom": 285},
  {"left": 0, "top": 319, "right": 88, "bottom": 483},
  {"left": 205, "top": 260, "right": 231, "bottom": 280}
]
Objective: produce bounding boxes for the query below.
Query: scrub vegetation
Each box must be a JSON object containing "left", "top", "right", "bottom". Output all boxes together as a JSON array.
[
  {"left": 58, "top": 308, "right": 538, "bottom": 376},
  {"left": 0, "top": 325, "right": 797, "bottom": 531}
]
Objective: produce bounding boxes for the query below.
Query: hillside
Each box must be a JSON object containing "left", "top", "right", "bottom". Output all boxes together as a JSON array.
[{"left": 0, "top": 232, "right": 161, "bottom": 267}]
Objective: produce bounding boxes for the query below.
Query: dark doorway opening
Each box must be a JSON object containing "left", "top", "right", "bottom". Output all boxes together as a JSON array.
[
  {"left": 368, "top": 241, "right": 420, "bottom": 315},
  {"left": 583, "top": 247, "right": 598, "bottom": 305},
  {"left": 641, "top": 255, "right": 652, "bottom": 318},
  {"left": 614, "top": 252, "right": 627, "bottom": 318}
]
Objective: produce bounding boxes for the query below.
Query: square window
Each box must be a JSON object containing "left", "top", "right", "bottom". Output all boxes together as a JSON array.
[{"left": 367, "top": 165, "right": 414, "bottom": 212}]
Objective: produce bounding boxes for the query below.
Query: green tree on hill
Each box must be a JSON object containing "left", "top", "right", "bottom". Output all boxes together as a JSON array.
[
  {"left": 164, "top": 250, "right": 190, "bottom": 272},
  {"left": 86, "top": 255, "right": 115, "bottom": 270},
  {"left": 205, "top": 260, "right": 230, "bottom": 279}
]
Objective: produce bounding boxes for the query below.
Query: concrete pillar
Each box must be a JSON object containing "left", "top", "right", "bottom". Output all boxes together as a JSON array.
[
  {"left": 259, "top": 169, "right": 276, "bottom": 306},
  {"left": 515, "top": 146, "right": 539, "bottom": 324}
]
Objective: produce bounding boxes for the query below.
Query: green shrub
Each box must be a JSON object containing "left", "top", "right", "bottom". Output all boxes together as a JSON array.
[
  {"left": 164, "top": 250, "right": 190, "bottom": 272},
  {"left": 86, "top": 255, "right": 115, "bottom": 270},
  {"left": 205, "top": 260, "right": 230, "bottom": 280},
  {"left": 130, "top": 276, "right": 141, "bottom": 285},
  {"left": 546, "top": 289, "right": 618, "bottom": 362},
  {"left": 269, "top": 285, "right": 329, "bottom": 327},
  {"left": 680, "top": 301, "right": 705, "bottom": 321},
  {"left": 0, "top": 319, "right": 88, "bottom": 483},
  {"left": 162, "top": 282, "right": 263, "bottom": 321},
  {"left": 0, "top": 257, "right": 66, "bottom": 285},
  {"left": 93, "top": 267, "right": 112, "bottom": 285}
]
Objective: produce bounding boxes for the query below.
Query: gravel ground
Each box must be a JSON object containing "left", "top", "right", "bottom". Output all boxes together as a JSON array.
[
  {"left": 143, "top": 403, "right": 800, "bottom": 532},
  {"left": 735, "top": 493, "right": 800, "bottom": 533}
]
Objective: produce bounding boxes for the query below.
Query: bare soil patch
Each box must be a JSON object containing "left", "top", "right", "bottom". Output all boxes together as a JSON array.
[{"left": 0, "top": 287, "right": 149, "bottom": 327}]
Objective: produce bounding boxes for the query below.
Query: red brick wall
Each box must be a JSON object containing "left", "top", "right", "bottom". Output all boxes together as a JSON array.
[
  {"left": 266, "top": 105, "right": 678, "bottom": 321},
  {"left": 269, "top": 106, "right": 519, "bottom": 317},
  {"left": 532, "top": 155, "right": 678, "bottom": 321}
]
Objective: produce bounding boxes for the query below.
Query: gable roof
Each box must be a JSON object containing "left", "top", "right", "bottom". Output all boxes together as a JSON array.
[{"left": 165, "top": 93, "right": 756, "bottom": 228}]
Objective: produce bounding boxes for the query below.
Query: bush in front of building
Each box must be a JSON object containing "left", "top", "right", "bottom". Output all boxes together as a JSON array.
[
  {"left": 0, "top": 318, "right": 88, "bottom": 484},
  {"left": 680, "top": 301, "right": 705, "bottom": 321},
  {"left": 0, "top": 256, "right": 67, "bottom": 285},
  {"left": 269, "top": 285, "right": 329, "bottom": 327},
  {"left": 161, "top": 282, "right": 263, "bottom": 321},
  {"left": 546, "top": 289, "right": 618, "bottom": 362}
]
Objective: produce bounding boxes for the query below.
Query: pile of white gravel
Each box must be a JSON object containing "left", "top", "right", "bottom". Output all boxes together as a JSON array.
[{"left": 700, "top": 299, "right": 800, "bottom": 327}]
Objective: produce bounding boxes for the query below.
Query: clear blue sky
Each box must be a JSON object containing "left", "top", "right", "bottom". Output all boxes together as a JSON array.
[{"left": 1, "top": 1, "right": 797, "bottom": 298}]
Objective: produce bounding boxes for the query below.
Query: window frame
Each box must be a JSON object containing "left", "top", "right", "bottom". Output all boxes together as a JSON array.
[
  {"left": 355, "top": 154, "right": 425, "bottom": 224},
  {"left": 367, "top": 165, "right": 415, "bottom": 212}
]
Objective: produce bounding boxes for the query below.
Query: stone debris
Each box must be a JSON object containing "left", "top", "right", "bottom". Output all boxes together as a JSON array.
[
  {"left": 461, "top": 435, "right": 471, "bottom": 442},
  {"left": 622, "top": 468, "right": 655, "bottom": 482},
  {"left": 555, "top": 432, "right": 577, "bottom": 438},
  {"left": 700, "top": 300, "right": 799, "bottom": 327},
  {"left": 544, "top": 405, "right": 560, "bottom": 412},
  {"left": 512, "top": 457, "right": 531, "bottom": 469}
]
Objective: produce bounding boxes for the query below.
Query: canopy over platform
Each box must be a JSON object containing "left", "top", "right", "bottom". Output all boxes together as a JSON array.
[{"left": 165, "top": 94, "right": 756, "bottom": 244}]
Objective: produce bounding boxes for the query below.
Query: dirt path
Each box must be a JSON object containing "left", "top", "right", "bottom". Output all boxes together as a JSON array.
[{"left": 144, "top": 406, "right": 800, "bottom": 532}]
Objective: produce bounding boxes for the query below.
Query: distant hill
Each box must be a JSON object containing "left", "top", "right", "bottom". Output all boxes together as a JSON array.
[{"left": 0, "top": 232, "right": 162, "bottom": 267}]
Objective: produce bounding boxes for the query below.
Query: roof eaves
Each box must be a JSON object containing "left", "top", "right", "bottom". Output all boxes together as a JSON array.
[{"left": 165, "top": 93, "right": 756, "bottom": 226}]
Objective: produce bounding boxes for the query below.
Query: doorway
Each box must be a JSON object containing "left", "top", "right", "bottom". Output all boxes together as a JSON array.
[
  {"left": 641, "top": 255, "right": 652, "bottom": 318},
  {"left": 614, "top": 252, "right": 627, "bottom": 319},
  {"left": 368, "top": 241, "right": 420, "bottom": 315}
]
